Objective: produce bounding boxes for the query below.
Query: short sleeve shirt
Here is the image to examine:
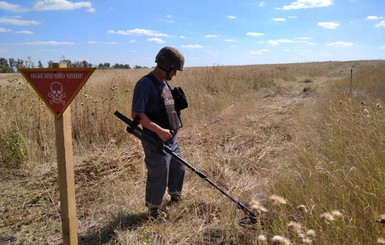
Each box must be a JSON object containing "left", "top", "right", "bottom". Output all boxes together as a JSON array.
[
  {"left": 132, "top": 73, "right": 178, "bottom": 145},
  {"left": 132, "top": 74, "right": 165, "bottom": 115}
]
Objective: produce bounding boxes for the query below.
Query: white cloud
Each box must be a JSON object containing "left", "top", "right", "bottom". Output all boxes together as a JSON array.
[
  {"left": 251, "top": 49, "right": 270, "bottom": 55},
  {"left": 159, "top": 15, "right": 175, "bottom": 23},
  {"left": 281, "top": 0, "right": 333, "bottom": 10},
  {"left": 326, "top": 41, "right": 353, "bottom": 47},
  {"left": 87, "top": 7, "right": 95, "bottom": 13},
  {"left": 108, "top": 28, "right": 169, "bottom": 37},
  {"left": 375, "top": 20, "right": 385, "bottom": 27},
  {"left": 0, "top": 17, "right": 40, "bottom": 26},
  {"left": 227, "top": 15, "right": 236, "bottom": 19},
  {"left": 366, "top": 16, "right": 381, "bottom": 20},
  {"left": 0, "top": 0, "right": 95, "bottom": 12},
  {"left": 22, "top": 41, "right": 75, "bottom": 45},
  {"left": 296, "top": 37, "right": 315, "bottom": 45},
  {"left": 0, "top": 27, "right": 12, "bottom": 32},
  {"left": 147, "top": 38, "right": 165, "bottom": 44},
  {"left": 0, "top": 1, "right": 28, "bottom": 12},
  {"left": 318, "top": 21, "right": 339, "bottom": 29},
  {"left": 205, "top": 34, "right": 218, "bottom": 38},
  {"left": 266, "top": 37, "right": 314, "bottom": 46},
  {"left": 15, "top": 30, "right": 33, "bottom": 34},
  {"left": 181, "top": 44, "right": 203, "bottom": 49},
  {"left": 247, "top": 32, "right": 264, "bottom": 37},
  {"left": 258, "top": 2, "right": 266, "bottom": 7},
  {"left": 267, "top": 39, "right": 294, "bottom": 46},
  {"left": 272, "top": 18, "right": 286, "bottom": 22},
  {"left": 225, "top": 39, "right": 237, "bottom": 42},
  {"left": 33, "top": 0, "right": 95, "bottom": 12}
]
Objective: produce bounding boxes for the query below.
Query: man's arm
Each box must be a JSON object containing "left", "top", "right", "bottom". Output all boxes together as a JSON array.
[{"left": 131, "top": 111, "right": 172, "bottom": 142}]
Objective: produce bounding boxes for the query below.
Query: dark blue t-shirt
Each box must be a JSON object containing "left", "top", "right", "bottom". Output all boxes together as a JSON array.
[
  {"left": 132, "top": 73, "right": 177, "bottom": 145},
  {"left": 132, "top": 74, "right": 165, "bottom": 115}
]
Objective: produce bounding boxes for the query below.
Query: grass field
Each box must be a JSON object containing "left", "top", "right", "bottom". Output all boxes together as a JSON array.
[{"left": 1, "top": 60, "right": 384, "bottom": 244}]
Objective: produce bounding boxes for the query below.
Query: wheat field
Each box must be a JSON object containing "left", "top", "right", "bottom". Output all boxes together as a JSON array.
[{"left": 1, "top": 60, "right": 384, "bottom": 244}]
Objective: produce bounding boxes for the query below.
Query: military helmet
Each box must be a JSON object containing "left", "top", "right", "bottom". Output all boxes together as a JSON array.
[{"left": 155, "top": 46, "right": 184, "bottom": 71}]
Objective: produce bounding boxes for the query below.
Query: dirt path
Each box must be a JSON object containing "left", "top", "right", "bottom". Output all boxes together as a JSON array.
[{"left": 177, "top": 76, "right": 328, "bottom": 205}]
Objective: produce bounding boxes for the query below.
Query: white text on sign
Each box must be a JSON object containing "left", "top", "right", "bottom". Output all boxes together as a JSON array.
[{"left": 30, "top": 73, "right": 84, "bottom": 79}]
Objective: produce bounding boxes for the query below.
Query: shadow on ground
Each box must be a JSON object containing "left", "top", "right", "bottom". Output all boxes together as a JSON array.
[{"left": 77, "top": 212, "right": 148, "bottom": 245}]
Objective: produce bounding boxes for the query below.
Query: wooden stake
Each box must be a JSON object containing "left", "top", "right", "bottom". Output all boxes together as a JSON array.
[
  {"left": 350, "top": 68, "right": 353, "bottom": 95},
  {"left": 55, "top": 61, "right": 78, "bottom": 244}
]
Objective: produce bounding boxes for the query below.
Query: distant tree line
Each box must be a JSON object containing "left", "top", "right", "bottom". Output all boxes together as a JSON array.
[{"left": 0, "top": 57, "right": 148, "bottom": 73}]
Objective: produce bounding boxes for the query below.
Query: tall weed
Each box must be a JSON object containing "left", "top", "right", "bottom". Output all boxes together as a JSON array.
[
  {"left": 0, "top": 121, "right": 28, "bottom": 168},
  {"left": 271, "top": 61, "right": 385, "bottom": 244}
]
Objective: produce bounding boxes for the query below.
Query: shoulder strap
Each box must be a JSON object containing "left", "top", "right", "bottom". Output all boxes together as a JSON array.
[
  {"left": 146, "top": 74, "right": 188, "bottom": 111},
  {"left": 144, "top": 73, "right": 163, "bottom": 95}
]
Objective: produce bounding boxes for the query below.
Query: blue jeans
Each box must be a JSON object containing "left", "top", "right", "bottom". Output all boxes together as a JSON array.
[{"left": 142, "top": 140, "right": 185, "bottom": 208}]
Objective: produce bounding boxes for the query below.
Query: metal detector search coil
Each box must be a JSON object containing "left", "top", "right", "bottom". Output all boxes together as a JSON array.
[{"left": 114, "top": 111, "right": 258, "bottom": 228}]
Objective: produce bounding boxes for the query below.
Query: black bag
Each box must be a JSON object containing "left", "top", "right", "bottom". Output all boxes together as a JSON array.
[
  {"left": 145, "top": 74, "right": 188, "bottom": 111},
  {"left": 171, "top": 87, "right": 188, "bottom": 111}
]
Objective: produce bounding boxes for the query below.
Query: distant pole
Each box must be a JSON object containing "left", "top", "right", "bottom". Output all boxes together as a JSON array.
[
  {"left": 350, "top": 69, "right": 353, "bottom": 95},
  {"left": 54, "top": 61, "right": 78, "bottom": 245}
]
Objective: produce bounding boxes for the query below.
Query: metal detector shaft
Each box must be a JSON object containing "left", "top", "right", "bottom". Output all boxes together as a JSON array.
[{"left": 114, "top": 111, "right": 257, "bottom": 221}]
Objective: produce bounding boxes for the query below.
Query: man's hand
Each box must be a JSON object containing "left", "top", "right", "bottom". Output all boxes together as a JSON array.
[
  {"left": 157, "top": 128, "right": 172, "bottom": 142},
  {"left": 132, "top": 111, "right": 172, "bottom": 142}
]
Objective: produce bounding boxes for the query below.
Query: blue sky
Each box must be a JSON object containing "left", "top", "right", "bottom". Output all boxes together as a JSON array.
[{"left": 0, "top": 0, "right": 384, "bottom": 67}]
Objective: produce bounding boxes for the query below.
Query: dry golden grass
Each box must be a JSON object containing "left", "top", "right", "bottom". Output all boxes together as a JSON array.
[{"left": 0, "top": 60, "right": 384, "bottom": 244}]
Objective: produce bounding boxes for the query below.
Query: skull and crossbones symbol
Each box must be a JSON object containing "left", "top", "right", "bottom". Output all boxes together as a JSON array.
[{"left": 48, "top": 82, "right": 66, "bottom": 105}]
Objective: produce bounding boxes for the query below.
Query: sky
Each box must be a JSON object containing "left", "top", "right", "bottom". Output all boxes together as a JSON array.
[{"left": 0, "top": 0, "right": 384, "bottom": 68}]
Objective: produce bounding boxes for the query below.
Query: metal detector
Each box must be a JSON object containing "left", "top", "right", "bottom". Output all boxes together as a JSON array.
[{"left": 114, "top": 111, "right": 258, "bottom": 227}]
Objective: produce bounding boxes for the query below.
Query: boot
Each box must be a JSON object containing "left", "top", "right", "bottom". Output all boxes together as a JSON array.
[{"left": 148, "top": 207, "right": 168, "bottom": 222}]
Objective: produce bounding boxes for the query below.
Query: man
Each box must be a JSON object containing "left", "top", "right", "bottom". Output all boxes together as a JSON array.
[{"left": 131, "top": 46, "right": 186, "bottom": 221}]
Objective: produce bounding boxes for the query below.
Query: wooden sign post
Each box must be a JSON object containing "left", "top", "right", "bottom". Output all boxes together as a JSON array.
[
  {"left": 20, "top": 63, "right": 95, "bottom": 244},
  {"left": 55, "top": 101, "right": 77, "bottom": 244}
]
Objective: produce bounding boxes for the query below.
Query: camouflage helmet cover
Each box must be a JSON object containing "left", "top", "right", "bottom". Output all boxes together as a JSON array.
[{"left": 155, "top": 46, "right": 184, "bottom": 71}]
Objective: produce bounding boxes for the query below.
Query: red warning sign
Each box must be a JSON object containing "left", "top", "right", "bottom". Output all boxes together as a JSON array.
[{"left": 20, "top": 68, "right": 95, "bottom": 119}]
